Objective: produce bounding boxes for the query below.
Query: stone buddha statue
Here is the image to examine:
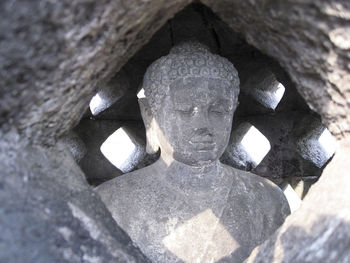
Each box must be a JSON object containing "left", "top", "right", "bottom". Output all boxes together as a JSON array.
[{"left": 96, "top": 42, "right": 290, "bottom": 263}]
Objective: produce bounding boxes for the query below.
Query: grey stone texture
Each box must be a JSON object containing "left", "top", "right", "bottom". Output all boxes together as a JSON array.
[
  {"left": 0, "top": 0, "right": 191, "bottom": 145},
  {"left": 80, "top": 4, "right": 323, "bottom": 185},
  {"left": 98, "top": 162, "right": 290, "bottom": 263},
  {"left": 294, "top": 115, "right": 336, "bottom": 168},
  {"left": 226, "top": 113, "right": 325, "bottom": 185},
  {"left": 202, "top": 0, "right": 350, "bottom": 140},
  {"left": 1, "top": 0, "right": 350, "bottom": 262},
  {"left": 245, "top": 138, "right": 350, "bottom": 263},
  {"left": 0, "top": 131, "right": 150, "bottom": 263},
  {"left": 89, "top": 69, "right": 129, "bottom": 116},
  {"left": 97, "top": 42, "right": 290, "bottom": 262},
  {"left": 61, "top": 131, "right": 87, "bottom": 162}
]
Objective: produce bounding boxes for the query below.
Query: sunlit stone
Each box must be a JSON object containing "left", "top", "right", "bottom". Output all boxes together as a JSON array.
[
  {"left": 242, "top": 65, "right": 285, "bottom": 110},
  {"left": 163, "top": 209, "right": 238, "bottom": 263},
  {"left": 318, "top": 128, "right": 336, "bottom": 158},
  {"left": 89, "top": 71, "right": 129, "bottom": 115},
  {"left": 296, "top": 123, "right": 336, "bottom": 168},
  {"left": 252, "top": 81, "right": 285, "bottom": 110}
]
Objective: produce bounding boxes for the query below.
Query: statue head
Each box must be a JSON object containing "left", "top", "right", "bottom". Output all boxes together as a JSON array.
[{"left": 139, "top": 42, "right": 240, "bottom": 167}]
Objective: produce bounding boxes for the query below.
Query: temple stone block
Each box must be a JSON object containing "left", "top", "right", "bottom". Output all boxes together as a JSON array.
[
  {"left": 241, "top": 65, "right": 285, "bottom": 110},
  {"left": 61, "top": 131, "right": 87, "bottom": 162},
  {"left": 295, "top": 117, "right": 336, "bottom": 168},
  {"left": 89, "top": 70, "right": 129, "bottom": 116}
]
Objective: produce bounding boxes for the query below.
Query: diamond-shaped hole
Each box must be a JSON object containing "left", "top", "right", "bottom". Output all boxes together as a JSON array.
[
  {"left": 241, "top": 125, "right": 271, "bottom": 166},
  {"left": 137, "top": 88, "right": 146, "bottom": 99},
  {"left": 282, "top": 184, "right": 302, "bottom": 213},
  {"left": 223, "top": 123, "right": 271, "bottom": 170},
  {"left": 100, "top": 127, "right": 145, "bottom": 173}
]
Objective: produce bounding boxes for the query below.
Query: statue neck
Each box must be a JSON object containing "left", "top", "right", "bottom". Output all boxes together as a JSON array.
[{"left": 155, "top": 156, "right": 224, "bottom": 193}]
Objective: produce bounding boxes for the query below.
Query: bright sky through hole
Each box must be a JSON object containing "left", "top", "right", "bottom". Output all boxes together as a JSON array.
[
  {"left": 89, "top": 93, "right": 104, "bottom": 115},
  {"left": 273, "top": 82, "right": 286, "bottom": 107},
  {"left": 100, "top": 128, "right": 136, "bottom": 172},
  {"left": 282, "top": 184, "right": 302, "bottom": 213},
  {"left": 318, "top": 128, "right": 336, "bottom": 158},
  {"left": 241, "top": 125, "right": 271, "bottom": 166},
  {"left": 137, "top": 88, "right": 145, "bottom": 99}
]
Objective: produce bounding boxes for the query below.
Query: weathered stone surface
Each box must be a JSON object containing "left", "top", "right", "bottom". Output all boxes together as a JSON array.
[
  {"left": 202, "top": 0, "right": 350, "bottom": 140},
  {"left": 294, "top": 115, "right": 336, "bottom": 168},
  {"left": 61, "top": 131, "right": 87, "bottom": 162},
  {"left": 1, "top": 0, "right": 350, "bottom": 262},
  {"left": 84, "top": 3, "right": 321, "bottom": 186},
  {"left": 196, "top": 2, "right": 350, "bottom": 260},
  {"left": 240, "top": 64, "right": 285, "bottom": 110},
  {"left": 89, "top": 69, "right": 129, "bottom": 116},
  {"left": 245, "top": 138, "right": 350, "bottom": 263},
  {"left": 0, "top": 130, "right": 150, "bottom": 263},
  {"left": 0, "top": 0, "right": 191, "bottom": 145},
  {"left": 246, "top": 112, "right": 323, "bottom": 183},
  {"left": 97, "top": 42, "right": 290, "bottom": 263}
]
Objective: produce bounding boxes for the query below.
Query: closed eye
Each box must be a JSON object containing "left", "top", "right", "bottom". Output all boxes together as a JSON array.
[
  {"left": 175, "top": 108, "right": 193, "bottom": 114},
  {"left": 209, "top": 107, "right": 230, "bottom": 115},
  {"left": 211, "top": 110, "right": 224, "bottom": 114}
]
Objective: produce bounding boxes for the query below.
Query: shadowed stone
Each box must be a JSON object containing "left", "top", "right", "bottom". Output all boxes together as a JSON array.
[
  {"left": 90, "top": 70, "right": 129, "bottom": 116},
  {"left": 61, "top": 131, "right": 87, "bottom": 162},
  {"left": 294, "top": 116, "right": 336, "bottom": 168},
  {"left": 241, "top": 65, "right": 285, "bottom": 110}
]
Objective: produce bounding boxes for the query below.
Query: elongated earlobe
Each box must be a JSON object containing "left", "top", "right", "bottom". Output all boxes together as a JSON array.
[{"left": 138, "top": 98, "right": 160, "bottom": 154}]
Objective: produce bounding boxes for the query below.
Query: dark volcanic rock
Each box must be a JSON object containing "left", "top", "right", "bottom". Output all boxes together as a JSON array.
[
  {"left": 202, "top": 0, "right": 350, "bottom": 139},
  {"left": 245, "top": 138, "right": 350, "bottom": 263},
  {"left": 0, "top": 0, "right": 190, "bottom": 145},
  {"left": 0, "top": 131, "right": 150, "bottom": 263},
  {"left": 1, "top": 0, "right": 350, "bottom": 262}
]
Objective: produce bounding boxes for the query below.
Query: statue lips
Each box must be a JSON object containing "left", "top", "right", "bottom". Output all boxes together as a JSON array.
[{"left": 189, "top": 135, "right": 216, "bottom": 151}]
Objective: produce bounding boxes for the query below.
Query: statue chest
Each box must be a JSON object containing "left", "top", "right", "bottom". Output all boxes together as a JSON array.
[{"left": 117, "top": 182, "right": 267, "bottom": 263}]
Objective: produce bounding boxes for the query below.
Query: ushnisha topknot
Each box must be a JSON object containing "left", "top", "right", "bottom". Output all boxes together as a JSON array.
[{"left": 142, "top": 41, "right": 240, "bottom": 114}]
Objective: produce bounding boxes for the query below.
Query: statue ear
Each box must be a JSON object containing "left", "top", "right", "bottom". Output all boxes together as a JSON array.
[{"left": 138, "top": 98, "right": 160, "bottom": 154}]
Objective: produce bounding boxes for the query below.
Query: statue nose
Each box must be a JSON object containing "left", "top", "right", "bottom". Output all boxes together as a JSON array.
[{"left": 192, "top": 107, "right": 212, "bottom": 135}]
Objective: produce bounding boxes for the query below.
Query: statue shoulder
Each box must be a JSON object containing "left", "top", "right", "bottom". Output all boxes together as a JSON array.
[
  {"left": 222, "top": 164, "right": 291, "bottom": 216},
  {"left": 97, "top": 164, "right": 157, "bottom": 192},
  {"left": 96, "top": 166, "right": 155, "bottom": 205},
  {"left": 95, "top": 165, "right": 164, "bottom": 228}
]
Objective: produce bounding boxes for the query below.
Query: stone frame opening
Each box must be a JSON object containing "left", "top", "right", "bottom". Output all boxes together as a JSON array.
[
  {"left": 1, "top": 0, "right": 349, "bottom": 262},
  {"left": 73, "top": 3, "right": 333, "bottom": 200}
]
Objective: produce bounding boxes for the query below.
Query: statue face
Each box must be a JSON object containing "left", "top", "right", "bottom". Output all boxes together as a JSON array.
[{"left": 156, "top": 77, "right": 236, "bottom": 166}]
